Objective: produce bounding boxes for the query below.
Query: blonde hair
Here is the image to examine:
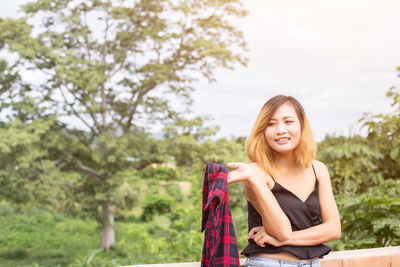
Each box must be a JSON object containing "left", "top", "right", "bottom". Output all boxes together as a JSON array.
[{"left": 245, "top": 95, "right": 316, "bottom": 176}]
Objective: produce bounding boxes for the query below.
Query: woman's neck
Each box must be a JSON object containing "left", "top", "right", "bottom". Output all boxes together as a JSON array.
[{"left": 273, "top": 152, "right": 298, "bottom": 171}]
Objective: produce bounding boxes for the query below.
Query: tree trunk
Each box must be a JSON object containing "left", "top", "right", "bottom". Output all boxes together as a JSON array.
[{"left": 101, "top": 200, "right": 115, "bottom": 252}]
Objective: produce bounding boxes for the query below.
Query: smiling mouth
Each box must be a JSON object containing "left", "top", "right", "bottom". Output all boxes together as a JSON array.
[{"left": 275, "top": 137, "right": 290, "bottom": 144}]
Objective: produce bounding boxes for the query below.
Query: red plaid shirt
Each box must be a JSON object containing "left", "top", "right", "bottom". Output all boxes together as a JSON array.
[{"left": 201, "top": 163, "right": 240, "bottom": 267}]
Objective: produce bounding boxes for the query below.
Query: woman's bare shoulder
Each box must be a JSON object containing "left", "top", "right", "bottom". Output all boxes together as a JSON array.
[{"left": 312, "top": 160, "right": 330, "bottom": 182}]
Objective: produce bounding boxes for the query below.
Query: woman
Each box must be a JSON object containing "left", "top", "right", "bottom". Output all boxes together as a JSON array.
[{"left": 227, "top": 95, "right": 341, "bottom": 267}]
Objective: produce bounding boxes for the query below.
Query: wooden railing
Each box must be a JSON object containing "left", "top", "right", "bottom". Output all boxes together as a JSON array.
[{"left": 126, "top": 246, "right": 400, "bottom": 267}]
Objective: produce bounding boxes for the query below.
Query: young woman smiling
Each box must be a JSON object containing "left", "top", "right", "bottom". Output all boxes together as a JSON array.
[{"left": 227, "top": 95, "right": 341, "bottom": 267}]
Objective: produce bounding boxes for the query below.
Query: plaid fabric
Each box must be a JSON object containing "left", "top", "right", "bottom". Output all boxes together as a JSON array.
[{"left": 201, "top": 163, "right": 240, "bottom": 267}]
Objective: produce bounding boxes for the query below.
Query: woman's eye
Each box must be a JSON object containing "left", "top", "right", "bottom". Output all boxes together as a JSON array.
[
  {"left": 286, "top": 121, "right": 294, "bottom": 124},
  {"left": 268, "top": 122, "right": 276, "bottom": 126}
]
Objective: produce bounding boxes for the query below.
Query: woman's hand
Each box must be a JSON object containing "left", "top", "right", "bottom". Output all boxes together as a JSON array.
[
  {"left": 248, "top": 226, "right": 287, "bottom": 247},
  {"left": 226, "top": 162, "right": 266, "bottom": 185}
]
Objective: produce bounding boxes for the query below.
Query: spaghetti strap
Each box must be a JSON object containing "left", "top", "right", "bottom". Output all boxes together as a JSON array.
[
  {"left": 270, "top": 175, "right": 276, "bottom": 182},
  {"left": 311, "top": 163, "right": 317, "bottom": 179}
]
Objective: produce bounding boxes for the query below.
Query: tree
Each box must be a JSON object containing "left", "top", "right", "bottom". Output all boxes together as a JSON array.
[
  {"left": 0, "top": 117, "right": 67, "bottom": 208},
  {"left": 0, "top": 0, "right": 248, "bottom": 251},
  {"left": 359, "top": 83, "right": 400, "bottom": 180},
  {"left": 162, "top": 116, "right": 220, "bottom": 166},
  {"left": 317, "top": 135, "right": 383, "bottom": 194},
  {"left": 320, "top": 69, "right": 400, "bottom": 251}
]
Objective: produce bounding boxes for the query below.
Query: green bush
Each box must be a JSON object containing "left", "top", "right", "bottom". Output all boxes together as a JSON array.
[
  {"left": 141, "top": 195, "right": 175, "bottom": 221},
  {"left": 0, "top": 248, "right": 29, "bottom": 260},
  {"left": 140, "top": 166, "right": 180, "bottom": 181},
  {"left": 328, "top": 179, "right": 400, "bottom": 250},
  {"left": 165, "top": 182, "right": 183, "bottom": 202}
]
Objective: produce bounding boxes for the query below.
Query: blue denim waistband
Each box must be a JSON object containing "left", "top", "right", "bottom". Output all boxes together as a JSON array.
[{"left": 246, "top": 256, "right": 321, "bottom": 267}]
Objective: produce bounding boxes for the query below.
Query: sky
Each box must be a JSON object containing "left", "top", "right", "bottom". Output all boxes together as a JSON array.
[
  {"left": 190, "top": 0, "right": 400, "bottom": 141},
  {"left": 1, "top": 0, "right": 400, "bottom": 141}
]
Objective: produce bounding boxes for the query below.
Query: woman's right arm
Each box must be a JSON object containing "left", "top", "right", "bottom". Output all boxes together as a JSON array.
[{"left": 227, "top": 162, "right": 292, "bottom": 241}]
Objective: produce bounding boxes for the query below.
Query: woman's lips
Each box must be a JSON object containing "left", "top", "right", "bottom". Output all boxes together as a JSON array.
[{"left": 275, "top": 137, "right": 290, "bottom": 144}]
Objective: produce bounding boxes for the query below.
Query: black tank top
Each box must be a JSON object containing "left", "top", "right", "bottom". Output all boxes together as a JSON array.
[{"left": 241, "top": 164, "right": 331, "bottom": 259}]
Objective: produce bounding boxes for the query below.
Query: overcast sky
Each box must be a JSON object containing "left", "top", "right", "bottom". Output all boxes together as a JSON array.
[
  {"left": 1, "top": 0, "right": 400, "bottom": 141},
  {"left": 191, "top": 0, "right": 400, "bottom": 141}
]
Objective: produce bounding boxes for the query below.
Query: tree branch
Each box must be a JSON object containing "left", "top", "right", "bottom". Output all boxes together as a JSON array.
[
  {"left": 58, "top": 83, "right": 99, "bottom": 135},
  {"left": 82, "top": 9, "right": 92, "bottom": 62},
  {"left": 101, "top": 15, "right": 109, "bottom": 128},
  {"left": 123, "top": 80, "right": 157, "bottom": 133},
  {"left": 76, "top": 159, "right": 103, "bottom": 181},
  {"left": 66, "top": 84, "right": 103, "bottom": 134},
  {"left": 64, "top": 181, "right": 82, "bottom": 191},
  {"left": 26, "top": 170, "right": 41, "bottom": 180}
]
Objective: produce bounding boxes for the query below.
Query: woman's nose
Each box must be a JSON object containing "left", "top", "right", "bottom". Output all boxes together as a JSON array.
[{"left": 276, "top": 124, "right": 287, "bottom": 134}]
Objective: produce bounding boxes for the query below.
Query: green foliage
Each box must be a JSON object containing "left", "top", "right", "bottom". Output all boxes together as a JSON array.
[
  {"left": 163, "top": 116, "right": 220, "bottom": 141},
  {"left": 0, "top": 201, "right": 99, "bottom": 267},
  {"left": 165, "top": 182, "right": 184, "bottom": 202},
  {"left": 329, "top": 179, "right": 400, "bottom": 250},
  {"left": 163, "top": 116, "right": 247, "bottom": 170},
  {"left": 0, "top": 117, "right": 67, "bottom": 207},
  {"left": 317, "top": 135, "right": 383, "bottom": 194},
  {"left": 320, "top": 83, "right": 400, "bottom": 251},
  {"left": 0, "top": 0, "right": 248, "bottom": 251},
  {"left": 109, "top": 168, "right": 143, "bottom": 220},
  {"left": 359, "top": 85, "right": 400, "bottom": 180},
  {"left": 69, "top": 249, "right": 103, "bottom": 267},
  {"left": 0, "top": 248, "right": 29, "bottom": 260},
  {"left": 140, "top": 165, "right": 181, "bottom": 181},
  {"left": 2, "top": 5, "right": 400, "bottom": 262},
  {"left": 141, "top": 195, "right": 175, "bottom": 221}
]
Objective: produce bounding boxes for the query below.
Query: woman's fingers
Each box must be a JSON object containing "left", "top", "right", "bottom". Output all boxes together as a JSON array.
[
  {"left": 256, "top": 236, "right": 267, "bottom": 247},
  {"left": 255, "top": 232, "right": 269, "bottom": 247},
  {"left": 226, "top": 162, "right": 243, "bottom": 169},
  {"left": 253, "top": 230, "right": 267, "bottom": 247},
  {"left": 248, "top": 226, "right": 282, "bottom": 247},
  {"left": 227, "top": 170, "right": 244, "bottom": 184},
  {"left": 247, "top": 226, "right": 257, "bottom": 239},
  {"left": 227, "top": 162, "right": 251, "bottom": 184},
  {"left": 247, "top": 226, "right": 269, "bottom": 247},
  {"left": 253, "top": 228, "right": 265, "bottom": 242},
  {"left": 247, "top": 226, "right": 263, "bottom": 239},
  {"left": 227, "top": 170, "right": 238, "bottom": 184}
]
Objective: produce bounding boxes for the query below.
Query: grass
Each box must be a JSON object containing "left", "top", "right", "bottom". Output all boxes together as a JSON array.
[
  {"left": 0, "top": 200, "right": 202, "bottom": 266},
  {"left": 0, "top": 202, "right": 100, "bottom": 266},
  {"left": 0, "top": 179, "right": 200, "bottom": 266}
]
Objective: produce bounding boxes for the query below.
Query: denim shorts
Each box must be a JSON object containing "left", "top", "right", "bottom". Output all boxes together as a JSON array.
[{"left": 245, "top": 256, "right": 321, "bottom": 267}]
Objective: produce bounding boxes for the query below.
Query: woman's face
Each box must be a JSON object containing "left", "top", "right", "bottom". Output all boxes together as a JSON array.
[{"left": 264, "top": 102, "right": 302, "bottom": 154}]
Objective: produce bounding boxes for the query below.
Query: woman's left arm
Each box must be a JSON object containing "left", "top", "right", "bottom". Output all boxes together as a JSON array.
[
  {"left": 284, "top": 160, "right": 341, "bottom": 246},
  {"left": 250, "top": 160, "right": 341, "bottom": 247}
]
